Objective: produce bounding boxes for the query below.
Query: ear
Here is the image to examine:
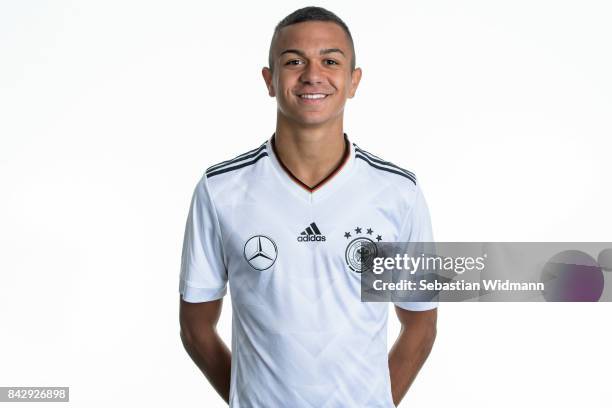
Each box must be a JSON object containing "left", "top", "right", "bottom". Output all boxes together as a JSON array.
[
  {"left": 348, "top": 67, "right": 362, "bottom": 99},
  {"left": 261, "top": 67, "right": 276, "bottom": 97}
]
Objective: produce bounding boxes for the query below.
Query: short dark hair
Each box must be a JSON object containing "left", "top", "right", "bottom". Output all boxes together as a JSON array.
[{"left": 268, "top": 6, "right": 356, "bottom": 71}]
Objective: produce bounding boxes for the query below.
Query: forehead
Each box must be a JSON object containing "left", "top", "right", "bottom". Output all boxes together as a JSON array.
[{"left": 274, "top": 21, "right": 351, "bottom": 54}]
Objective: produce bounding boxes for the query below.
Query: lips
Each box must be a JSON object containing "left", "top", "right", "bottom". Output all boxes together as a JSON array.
[
  {"left": 295, "top": 91, "right": 332, "bottom": 105},
  {"left": 298, "top": 93, "right": 328, "bottom": 99}
]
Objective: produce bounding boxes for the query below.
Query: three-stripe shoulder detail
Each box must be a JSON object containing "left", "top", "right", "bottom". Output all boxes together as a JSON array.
[
  {"left": 353, "top": 144, "right": 417, "bottom": 185},
  {"left": 206, "top": 142, "right": 268, "bottom": 178}
]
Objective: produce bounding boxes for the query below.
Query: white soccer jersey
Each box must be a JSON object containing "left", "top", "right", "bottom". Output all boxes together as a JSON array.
[{"left": 179, "top": 134, "right": 437, "bottom": 408}]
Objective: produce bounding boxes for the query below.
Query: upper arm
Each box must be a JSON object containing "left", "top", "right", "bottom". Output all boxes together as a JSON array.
[
  {"left": 179, "top": 176, "right": 228, "bottom": 303},
  {"left": 402, "top": 181, "right": 433, "bottom": 243},
  {"left": 395, "top": 305, "right": 437, "bottom": 334},
  {"left": 394, "top": 182, "right": 439, "bottom": 311},
  {"left": 179, "top": 297, "right": 223, "bottom": 341}
]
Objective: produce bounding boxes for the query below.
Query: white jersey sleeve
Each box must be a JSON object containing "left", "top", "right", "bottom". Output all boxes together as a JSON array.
[
  {"left": 394, "top": 182, "right": 439, "bottom": 311},
  {"left": 179, "top": 175, "right": 227, "bottom": 303}
]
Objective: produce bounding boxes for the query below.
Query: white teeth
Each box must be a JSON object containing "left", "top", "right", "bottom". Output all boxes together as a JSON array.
[{"left": 300, "top": 94, "right": 327, "bottom": 99}]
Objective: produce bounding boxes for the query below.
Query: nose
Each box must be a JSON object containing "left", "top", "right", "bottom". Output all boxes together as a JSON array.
[{"left": 299, "top": 61, "right": 324, "bottom": 85}]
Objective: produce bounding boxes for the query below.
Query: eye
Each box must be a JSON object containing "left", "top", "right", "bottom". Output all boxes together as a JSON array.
[
  {"left": 325, "top": 59, "right": 339, "bottom": 65},
  {"left": 285, "top": 59, "right": 303, "bottom": 66}
]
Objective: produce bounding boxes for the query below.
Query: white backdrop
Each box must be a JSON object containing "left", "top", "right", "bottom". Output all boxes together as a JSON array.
[{"left": 1, "top": 1, "right": 611, "bottom": 407}]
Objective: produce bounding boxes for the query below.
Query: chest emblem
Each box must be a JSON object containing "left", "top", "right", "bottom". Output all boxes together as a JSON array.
[
  {"left": 344, "top": 227, "right": 382, "bottom": 273},
  {"left": 244, "top": 235, "right": 278, "bottom": 270}
]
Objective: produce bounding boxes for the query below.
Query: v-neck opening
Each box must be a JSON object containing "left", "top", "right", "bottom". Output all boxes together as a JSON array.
[
  {"left": 271, "top": 133, "right": 350, "bottom": 193},
  {"left": 266, "top": 133, "right": 356, "bottom": 203}
]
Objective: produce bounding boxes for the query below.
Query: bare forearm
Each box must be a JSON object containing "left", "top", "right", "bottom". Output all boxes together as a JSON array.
[
  {"left": 388, "top": 323, "right": 436, "bottom": 406},
  {"left": 181, "top": 329, "right": 232, "bottom": 404}
]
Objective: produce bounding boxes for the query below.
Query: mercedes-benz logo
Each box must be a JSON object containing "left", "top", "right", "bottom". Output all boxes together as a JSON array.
[{"left": 243, "top": 235, "right": 278, "bottom": 270}]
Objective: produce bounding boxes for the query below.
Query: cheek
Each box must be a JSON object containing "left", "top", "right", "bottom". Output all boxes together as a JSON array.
[
  {"left": 333, "top": 73, "right": 352, "bottom": 92},
  {"left": 275, "top": 77, "right": 296, "bottom": 98}
]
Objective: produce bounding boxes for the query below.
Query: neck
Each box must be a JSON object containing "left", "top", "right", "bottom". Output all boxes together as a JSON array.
[{"left": 273, "top": 113, "right": 348, "bottom": 189}]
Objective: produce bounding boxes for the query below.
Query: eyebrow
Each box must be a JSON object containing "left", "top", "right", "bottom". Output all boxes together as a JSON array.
[{"left": 280, "top": 48, "right": 346, "bottom": 58}]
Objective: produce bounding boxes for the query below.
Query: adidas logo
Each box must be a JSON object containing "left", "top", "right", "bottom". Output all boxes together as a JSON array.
[{"left": 297, "top": 222, "right": 326, "bottom": 242}]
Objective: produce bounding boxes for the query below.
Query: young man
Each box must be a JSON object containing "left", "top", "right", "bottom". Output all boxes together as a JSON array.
[{"left": 179, "top": 7, "right": 437, "bottom": 407}]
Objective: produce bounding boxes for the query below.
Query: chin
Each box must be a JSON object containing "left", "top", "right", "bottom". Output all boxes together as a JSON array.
[
  {"left": 295, "top": 115, "right": 335, "bottom": 127},
  {"left": 278, "top": 104, "right": 343, "bottom": 127},
  {"left": 296, "top": 108, "right": 343, "bottom": 124}
]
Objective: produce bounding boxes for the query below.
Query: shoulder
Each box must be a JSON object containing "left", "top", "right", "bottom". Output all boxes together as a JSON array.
[
  {"left": 202, "top": 141, "right": 269, "bottom": 189},
  {"left": 352, "top": 142, "right": 418, "bottom": 189},
  {"left": 352, "top": 143, "right": 430, "bottom": 229},
  {"left": 205, "top": 141, "right": 269, "bottom": 180},
  {"left": 191, "top": 141, "right": 269, "bottom": 203}
]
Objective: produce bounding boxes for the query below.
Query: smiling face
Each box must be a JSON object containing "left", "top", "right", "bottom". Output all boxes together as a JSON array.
[{"left": 262, "top": 21, "right": 362, "bottom": 128}]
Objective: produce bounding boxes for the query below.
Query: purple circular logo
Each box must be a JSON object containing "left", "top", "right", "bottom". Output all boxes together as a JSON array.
[{"left": 541, "top": 250, "right": 604, "bottom": 302}]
